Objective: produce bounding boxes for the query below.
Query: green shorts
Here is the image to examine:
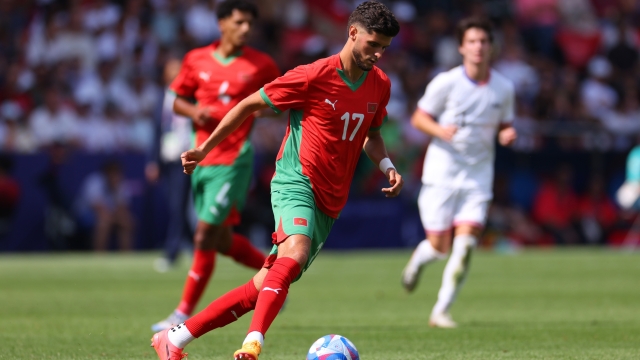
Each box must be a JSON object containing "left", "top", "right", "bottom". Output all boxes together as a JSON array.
[
  {"left": 265, "top": 185, "right": 335, "bottom": 282},
  {"left": 191, "top": 143, "right": 253, "bottom": 226}
]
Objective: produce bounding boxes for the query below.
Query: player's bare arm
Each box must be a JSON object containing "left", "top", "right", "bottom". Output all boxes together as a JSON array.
[
  {"left": 411, "top": 108, "right": 457, "bottom": 142},
  {"left": 173, "top": 96, "right": 214, "bottom": 126},
  {"left": 498, "top": 123, "right": 517, "bottom": 146},
  {"left": 363, "top": 130, "right": 403, "bottom": 198},
  {"left": 181, "top": 91, "right": 268, "bottom": 174}
]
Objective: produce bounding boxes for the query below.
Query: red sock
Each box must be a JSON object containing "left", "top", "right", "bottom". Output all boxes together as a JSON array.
[
  {"left": 177, "top": 249, "right": 216, "bottom": 315},
  {"left": 185, "top": 279, "right": 259, "bottom": 337},
  {"left": 248, "top": 257, "right": 300, "bottom": 334},
  {"left": 223, "top": 233, "right": 266, "bottom": 270}
]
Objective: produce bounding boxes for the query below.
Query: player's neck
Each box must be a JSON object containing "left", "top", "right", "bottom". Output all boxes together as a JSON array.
[
  {"left": 215, "top": 41, "right": 242, "bottom": 59},
  {"left": 463, "top": 62, "right": 490, "bottom": 84},
  {"left": 338, "top": 49, "right": 365, "bottom": 83}
]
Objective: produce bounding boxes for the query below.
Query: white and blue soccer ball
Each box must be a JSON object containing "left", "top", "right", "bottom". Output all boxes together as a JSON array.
[{"left": 307, "top": 334, "right": 359, "bottom": 360}]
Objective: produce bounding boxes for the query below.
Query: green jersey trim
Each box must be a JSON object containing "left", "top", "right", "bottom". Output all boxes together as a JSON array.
[
  {"left": 211, "top": 49, "right": 243, "bottom": 66},
  {"left": 272, "top": 109, "right": 313, "bottom": 190},
  {"left": 369, "top": 115, "right": 389, "bottom": 132},
  {"left": 336, "top": 68, "right": 368, "bottom": 91},
  {"left": 260, "top": 87, "right": 282, "bottom": 114}
]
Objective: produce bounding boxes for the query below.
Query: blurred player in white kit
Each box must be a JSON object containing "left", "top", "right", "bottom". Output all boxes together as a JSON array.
[{"left": 401, "top": 16, "right": 517, "bottom": 328}]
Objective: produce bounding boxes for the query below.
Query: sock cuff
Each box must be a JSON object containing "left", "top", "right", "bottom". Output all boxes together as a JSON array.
[
  {"left": 426, "top": 241, "right": 448, "bottom": 259},
  {"left": 270, "top": 257, "right": 301, "bottom": 283},
  {"left": 453, "top": 234, "right": 477, "bottom": 249}
]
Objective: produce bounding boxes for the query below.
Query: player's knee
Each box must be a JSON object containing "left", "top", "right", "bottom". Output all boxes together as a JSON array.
[
  {"left": 277, "top": 235, "right": 311, "bottom": 267},
  {"left": 193, "top": 224, "right": 217, "bottom": 249}
]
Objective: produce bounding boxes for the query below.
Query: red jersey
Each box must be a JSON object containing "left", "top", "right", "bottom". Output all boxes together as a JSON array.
[
  {"left": 170, "top": 42, "right": 280, "bottom": 166},
  {"left": 261, "top": 54, "right": 390, "bottom": 218}
]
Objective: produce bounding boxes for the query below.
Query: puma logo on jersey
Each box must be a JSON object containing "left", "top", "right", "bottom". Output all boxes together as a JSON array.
[
  {"left": 263, "top": 287, "right": 282, "bottom": 294},
  {"left": 199, "top": 71, "right": 211, "bottom": 82},
  {"left": 325, "top": 99, "right": 337, "bottom": 110}
]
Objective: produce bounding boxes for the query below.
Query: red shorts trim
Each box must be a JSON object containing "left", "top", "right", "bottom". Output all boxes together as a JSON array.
[
  {"left": 222, "top": 206, "right": 241, "bottom": 226},
  {"left": 262, "top": 254, "right": 277, "bottom": 270}
]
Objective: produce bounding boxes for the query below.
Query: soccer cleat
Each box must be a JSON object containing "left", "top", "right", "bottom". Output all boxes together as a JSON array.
[
  {"left": 429, "top": 312, "right": 458, "bottom": 329},
  {"left": 233, "top": 340, "right": 262, "bottom": 360},
  {"left": 401, "top": 262, "right": 424, "bottom": 293},
  {"left": 150, "top": 329, "right": 188, "bottom": 360},
  {"left": 151, "top": 311, "right": 189, "bottom": 332}
]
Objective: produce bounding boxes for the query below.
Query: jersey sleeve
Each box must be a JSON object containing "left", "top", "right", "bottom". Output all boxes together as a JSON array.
[
  {"left": 259, "top": 65, "right": 308, "bottom": 114},
  {"left": 501, "top": 82, "right": 516, "bottom": 124},
  {"left": 627, "top": 146, "right": 640, "bottom": 182},
  {"left": 369, "top": 83, "right": 390, "bottom": 132},
  {"left": 169, "top": 53, "right": 198, "bottom": 98},
  {"left": 416, "top": 72, "right": 451, "bottom": 119}
]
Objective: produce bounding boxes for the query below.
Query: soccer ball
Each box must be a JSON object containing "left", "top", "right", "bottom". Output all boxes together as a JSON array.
[{"left": 306, "top": 334, "right": 359, "bottom": 360}]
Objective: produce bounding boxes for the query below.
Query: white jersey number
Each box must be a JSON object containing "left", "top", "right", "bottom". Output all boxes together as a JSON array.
[{"left": 340, "top": 112, "right": 364, "bottom": 141}]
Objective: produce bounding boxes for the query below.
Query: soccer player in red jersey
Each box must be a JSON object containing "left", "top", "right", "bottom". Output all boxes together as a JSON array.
[
  {"left": 150, "top": 0, "right": 281, "bottom": 332},
  {"left": 150, "top": 1, "right": 402, "bottom": 359}
]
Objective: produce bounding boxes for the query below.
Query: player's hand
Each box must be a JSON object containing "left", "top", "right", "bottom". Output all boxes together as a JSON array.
[
  {"left": 382, "top": 168, "right": 403, "bottom": 198},
  {"left": 498, "top": 127, "right": 517, "bottom": 146},
  {"left": 193, "top": 106, "right": 214, "bottom": 126},
  {"left": 181, "top": 148, "right": 206, "bottom": 175},
  {"left": 438, "top": 125, "right": 458, "bottom": 142}
]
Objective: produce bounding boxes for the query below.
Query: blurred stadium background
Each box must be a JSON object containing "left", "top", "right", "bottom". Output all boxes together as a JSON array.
[{"left": 0, "top": 0, "right": 640, "bottom": 253}]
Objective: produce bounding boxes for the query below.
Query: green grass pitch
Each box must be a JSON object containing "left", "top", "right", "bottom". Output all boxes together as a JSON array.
[{"left": 1, "top": 249, "right": 639, "bottom": 359}]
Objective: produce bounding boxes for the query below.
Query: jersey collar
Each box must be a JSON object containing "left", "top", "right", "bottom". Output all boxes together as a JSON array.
[
  {"left": 333, "top": 54, "right": 368, "bottom": 92},
  {"left": 462, "top": 65, "right": 491, "bottom": 86},
  {"left": 210, "top": 41, "right": 243, "bottom": 66}
]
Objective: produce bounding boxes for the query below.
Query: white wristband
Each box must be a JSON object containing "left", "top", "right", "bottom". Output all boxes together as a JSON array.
[{"left": 379, "top": 157, "right": 395, "bottom": 173}]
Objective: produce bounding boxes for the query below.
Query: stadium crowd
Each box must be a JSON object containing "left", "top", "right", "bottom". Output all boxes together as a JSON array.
[{"left": 1, "top": 0, "right": 639, "bottom": 250}]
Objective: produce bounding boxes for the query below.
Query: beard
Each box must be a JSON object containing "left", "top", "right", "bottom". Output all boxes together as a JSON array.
[{"left": 352, "top": 48, "right": 373, "bottom": 71}]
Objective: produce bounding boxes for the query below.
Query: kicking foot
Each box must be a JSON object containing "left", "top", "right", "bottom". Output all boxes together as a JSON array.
[
  {"left": 150, "top": 329, "right": 188, "bottom": 360},
  {"left": 233, "top": 340, "right": 262, "bottom": 360},
  {"left": 429, "top": 312, "right": 458, "bottom": 329},
  {"left": 401, "top": 263, "right": 425, "bottom": 293}
]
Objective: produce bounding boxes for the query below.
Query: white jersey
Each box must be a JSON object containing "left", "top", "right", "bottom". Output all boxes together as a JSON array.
[{"left": 417, "top": 66, "right": 515, "bottom": 193}]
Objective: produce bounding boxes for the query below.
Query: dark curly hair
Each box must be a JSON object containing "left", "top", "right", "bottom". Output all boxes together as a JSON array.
[
  {"left": 216, "top": 0, "right": 258, "bottom": 20},
  {"left": 347, "top": 1, "right": 400, "bottom": 37},
  {"left": 455, "top": 17, "right": 494, "bottom": 45}
]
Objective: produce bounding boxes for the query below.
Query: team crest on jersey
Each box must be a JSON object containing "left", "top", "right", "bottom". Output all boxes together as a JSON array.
[
  {"left": 237, "top": 72, "right": 252, "bottom": 82},
  {"left": 367, "top": 102, "right": 378, "bottom": 113}
]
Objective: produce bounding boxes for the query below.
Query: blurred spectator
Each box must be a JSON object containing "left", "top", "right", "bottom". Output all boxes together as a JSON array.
[
  {"left": 0, "top": 155, "right": 19, "bottom": 238},
  {"left": 74, "top": 161, "right": 134, "bottom": 251},
  {"left": 515, "top": 0, "right": 559, "bottom": 57},
  {"left": 40, "top": 144, "right": 77, "bottom": 250},
  {"left": 183, "top": 0, "right": 219, "bottom": 46},
  {"left": 580, "top": 57, "right": 617, "bottom": 118},
  {"left": 28, "top": 87, "right": 79, "bottom": 149},
  {"left": 153, "top": 58, "right": 195, "bottom": 270},
  {"left": 532, "top": 165, "right": 580, "bottom": 245},
  {"left": 577, "top": 177, "right": 618, "bottom": 245},
  {"left": 0, "top": 100, "right": 35, "bottom": 153},
  {"left": 494, "top": 44, "right": 539, "bottom": 102},
  {"left": 485, "top": 175, "right": 543, "bottom": 246}
]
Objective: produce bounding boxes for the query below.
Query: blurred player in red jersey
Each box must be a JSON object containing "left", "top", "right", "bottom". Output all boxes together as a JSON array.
[
  {"left": 150, "top": 1, "right": 402, "bottom": 359},
  {"left": 150, "top": 0, "right": 281, "bottom": 332}
]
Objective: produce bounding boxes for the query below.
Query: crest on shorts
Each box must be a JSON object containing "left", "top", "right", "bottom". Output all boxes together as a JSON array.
[
  {"left": 367, "top": 102, "right": 378, "bottom": 113},
  {"left": 293, "top": 217, "right": 308, "bottom": 227}
]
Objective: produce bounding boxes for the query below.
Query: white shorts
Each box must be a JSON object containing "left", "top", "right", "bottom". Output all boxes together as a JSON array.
[{"left": 418, "top": 184, "right": 492, "bottom": 234}]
